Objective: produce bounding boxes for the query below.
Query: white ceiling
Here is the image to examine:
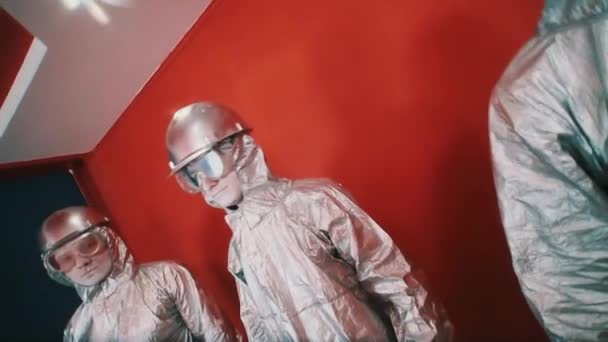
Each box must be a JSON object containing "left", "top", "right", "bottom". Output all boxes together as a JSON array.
[{"left": 0, "top": 0, "right": 212, "bottom": 164}]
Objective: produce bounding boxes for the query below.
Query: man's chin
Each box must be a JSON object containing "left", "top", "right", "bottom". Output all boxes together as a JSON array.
[
  {"left": 74, "top": 277, "right": 104, "bottom": 287},
  {"left": 205, "top": 193, "right": 243, "bottom": 209}
]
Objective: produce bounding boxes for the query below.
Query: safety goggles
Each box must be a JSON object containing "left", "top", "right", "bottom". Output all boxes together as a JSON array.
[
  {"left": 174, "top": 135, "right": 238, "bottom": 193},
  {"left": 43, "top": 225, "right": 109, "bottom": 273}
]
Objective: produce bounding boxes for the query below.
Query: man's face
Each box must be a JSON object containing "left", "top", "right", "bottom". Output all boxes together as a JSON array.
[
  {"left": 199, "top": 170, "right": 243, "bottom": 209},
  {"left": 47, "top": 230, "right": 113, "bottom": 287},
  {"left": 185, "top": 136, "right": 244, "bottom": 209}
]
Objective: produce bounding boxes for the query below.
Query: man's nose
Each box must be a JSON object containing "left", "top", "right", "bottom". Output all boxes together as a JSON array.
[
  {"left": 76, "top": 256, "right": 93, "bottom": 269},
  {"left": 199, "top": 175, "right": 219, "bottom": 191}
]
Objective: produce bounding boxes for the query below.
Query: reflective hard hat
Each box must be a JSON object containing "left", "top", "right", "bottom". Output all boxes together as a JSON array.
[
  {"left": 166, "top": 101, "right": 249, "bottom": 175},
  {"left": 40, "top": 207, "right": 109, "bottom": 250},
  {"left": 40, "top": 206, "right": 110, "bottom": 269}
]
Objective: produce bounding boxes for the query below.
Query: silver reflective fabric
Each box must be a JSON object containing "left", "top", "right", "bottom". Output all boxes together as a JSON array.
[
  {"left": 489, "top": 1, "right": 608, "bottom": 340},
  {"left": 225, "top": 135, "right": 452, "bottom": 341},
  {"left": 44, "top": 228, "right": 237, "bottom": 342}
]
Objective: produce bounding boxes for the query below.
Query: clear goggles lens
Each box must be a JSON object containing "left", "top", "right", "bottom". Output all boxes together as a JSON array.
[
  {"left": 173, "top": 136, "right": 238, "bottom": 193},
  {"left": 46, "top": 231, "right": 108, "bottom": 273},
  {"left": 188, "top": 150, "right": 225, "bottom": 180}
]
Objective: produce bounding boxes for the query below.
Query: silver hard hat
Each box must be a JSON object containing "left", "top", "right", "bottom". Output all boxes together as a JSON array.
[
  {"left": 40, "top": 206, "right": 110, "bottom": 253},
  {"left": 166, "top": 101, "right": 249, "bottom": 175}
]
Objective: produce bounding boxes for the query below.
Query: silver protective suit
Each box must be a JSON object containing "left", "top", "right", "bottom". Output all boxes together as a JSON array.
[
  {"left": 43, "top": 224, "right": 236, "bottom": 341},
  {"left": 224, "top": 134, "right": 452, "bottom": 341},
  {"left": 489, "top": 1, "right": 608, "bottom": 340}
]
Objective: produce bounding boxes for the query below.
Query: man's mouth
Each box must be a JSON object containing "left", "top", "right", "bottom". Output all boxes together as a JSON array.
[
  {"left": 82, "top": 266, "right": 98, "bottom": 277},
  {"left": 210, "top": 184, "right": 228, "bottom": 197}
]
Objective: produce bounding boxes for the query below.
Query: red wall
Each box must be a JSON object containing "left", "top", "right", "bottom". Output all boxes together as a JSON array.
[
  {"left": 0, "top": 8, "right": 33, "bottom": 108},
  {"left": 81, "top": 0, "right": 546, "bottom": 340}
]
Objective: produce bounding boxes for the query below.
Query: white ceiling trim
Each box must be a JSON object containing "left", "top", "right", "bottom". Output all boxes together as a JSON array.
[{"left": 0, "top": 37, "right": 47, "bottom": 138}]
